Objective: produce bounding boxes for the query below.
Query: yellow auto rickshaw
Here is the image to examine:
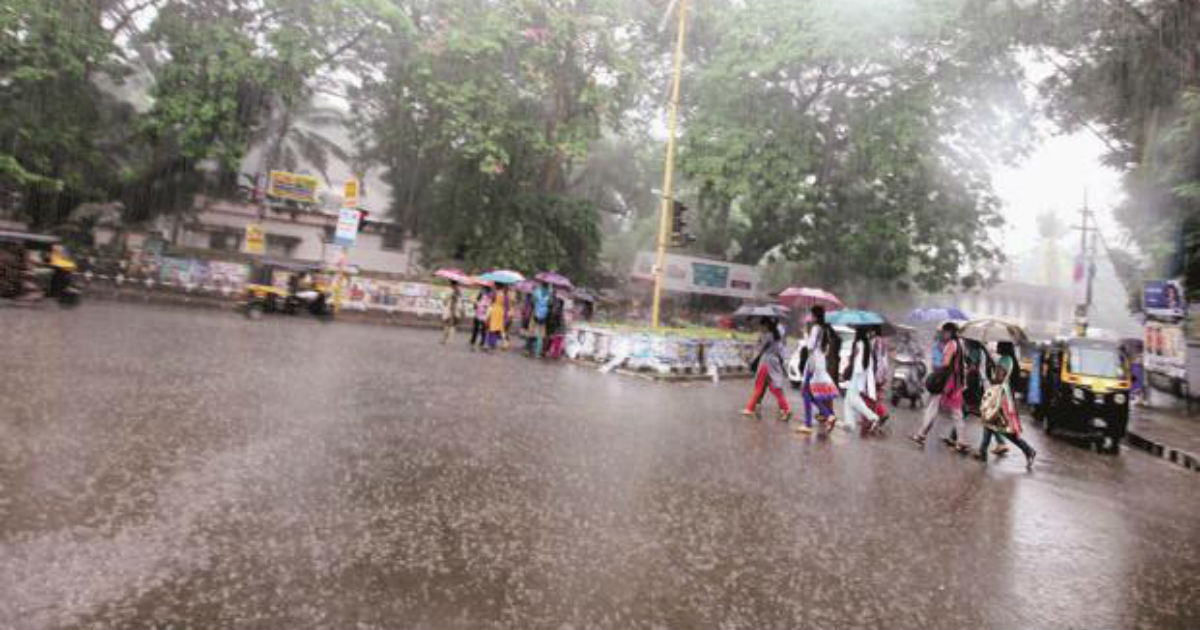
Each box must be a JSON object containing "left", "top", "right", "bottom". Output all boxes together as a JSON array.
[
  {"left": 1034, "top": 337, "right": 1131, "bottom": 454},
  {"left": 0, "top": 229, "right": 81, "bottom": 306},
  {"left": 241, "top": 259, "right": 337, "bottom": 321}
]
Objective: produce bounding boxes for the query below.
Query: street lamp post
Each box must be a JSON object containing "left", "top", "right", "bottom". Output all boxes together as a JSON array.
[{"left": 651, "top": 0, "right": 690, "bottom": 329}]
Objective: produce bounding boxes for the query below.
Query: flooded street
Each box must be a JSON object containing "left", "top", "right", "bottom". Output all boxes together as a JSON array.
[{"left": 2, "top": 303, "right": 1198, "bottom": 629}]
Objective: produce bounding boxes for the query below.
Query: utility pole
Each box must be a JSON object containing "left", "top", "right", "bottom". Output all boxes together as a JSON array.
[
  {"left": 1071, "top": 189, "right": 1099, "bottom": 337},
  {"left": 651, "top": 0, "right": 689, "bottom": 329}
]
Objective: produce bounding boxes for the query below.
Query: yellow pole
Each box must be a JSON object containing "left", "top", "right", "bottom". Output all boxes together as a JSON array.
[{"left": 651, "top": 0, "right": 689, "bottom": 329}]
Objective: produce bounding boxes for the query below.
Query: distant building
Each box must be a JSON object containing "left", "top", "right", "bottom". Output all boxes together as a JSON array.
[
  {"left": 940, "top": 281, "right": 1075, "bottom": 340},
  {"left": 97, "top": 195, "right": 421, "bottom": 276}
]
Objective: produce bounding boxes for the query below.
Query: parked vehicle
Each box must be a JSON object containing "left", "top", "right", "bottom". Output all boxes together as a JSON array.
[
  {"left": 1033, "top": 337, "right": 1131, "bottom": 454},
  {"left": 241, "top": 260, "right": 337, "bottom": 321},
  {"left": 890, "top": 351, "right": 927, "bottom": 408},
  {"left": 0, "top": 230, "right": 82, "bottom": 307}
]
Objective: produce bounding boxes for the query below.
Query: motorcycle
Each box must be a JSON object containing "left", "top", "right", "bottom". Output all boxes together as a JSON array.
[{"left": 890, "top": 351, "right": 927, "bottom": 408}]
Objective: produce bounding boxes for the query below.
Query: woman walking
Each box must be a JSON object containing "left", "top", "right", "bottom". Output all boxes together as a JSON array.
[
  {"left": 844, "top": 327, "right": 882, "bottom": 435},
  {"left": 742, "top": 317, "right": 792, "bottom": 421},
  {"left": 910, "top": 321, "right": 970, "bottom": 452},
  {"left": 977, "top": 341, "right": 1037, "bottom": 469},
  {"left": 469, "top": 286, "right": 493, "bottom": 350},
  {"left": 798, "top": 305, "right": 840, "bottom": 434}
]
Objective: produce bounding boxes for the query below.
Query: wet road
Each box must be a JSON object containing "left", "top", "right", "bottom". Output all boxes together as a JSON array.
[{"left": 2, "top": 303, "right": 1198, "bottom": 629}]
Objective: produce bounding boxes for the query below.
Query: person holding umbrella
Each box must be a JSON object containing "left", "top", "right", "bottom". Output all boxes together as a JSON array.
[
  {"left": 910, "top": 321, "right": 970, "bottom": 452},
  {"left": 485, "top": 284, "right": 511, "bottom": 351},
  {"left": 742, "top": 316, "right": 793, "bottom": 421},
  {"left": 798, "top": 305, "right": 840, "bottom": 433},
  {"left": 976, "top": 340, "right": 1037, "bottom": 468},
  {"left": 468, "top": 284, "right": 493, "bottom": 350}
]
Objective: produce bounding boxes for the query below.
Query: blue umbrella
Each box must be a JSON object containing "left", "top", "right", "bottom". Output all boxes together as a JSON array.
[
  {"left": 477, "top": 269, "right": 525, "bottom": 285},
  {"left": 826, "top": 309, "right": 886, "bottom": 327},
  {"left": 908, "top": 307, "right": 968, "bottom": 323}
]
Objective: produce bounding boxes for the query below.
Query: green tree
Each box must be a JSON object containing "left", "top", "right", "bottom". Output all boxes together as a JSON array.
[
  {"left": 0, "top": 0, "right": 134, "bottom": 227},
  {"left": 1030, "top": 0, "right": 1200, "bottom": 294},
  {"left": 677, "top": 0, "right": 1026, "bottom": 294},
  {"left": 355, "top": 0, "right": 653, "bottom": 280}
]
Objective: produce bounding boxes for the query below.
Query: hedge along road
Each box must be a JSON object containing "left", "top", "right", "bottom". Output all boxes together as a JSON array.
[{"left": 1, "top": 302, "right": 1197, "bottom": 629}]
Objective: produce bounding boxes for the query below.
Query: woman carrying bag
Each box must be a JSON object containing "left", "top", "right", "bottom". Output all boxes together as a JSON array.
[
  {"left": 742, "top": 317, "right": 793, "bottom": 421},
  {"left": 976, "top": 341, "right": 1037, "bottom": 469}
]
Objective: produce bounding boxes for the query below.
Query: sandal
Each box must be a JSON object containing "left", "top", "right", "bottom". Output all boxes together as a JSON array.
[
  {"left": 909, "top": 434, "right": 926, "bottom": 445},
  {"left": 778, "top": 409, "right": 794, "bottom": 423},
  {"left": 954, "top": 443, "right": 972, "bottom": 454},
  {"left": 740, "top": 408, "right": 757, "bottom": 418},
  {"left": 795, "top": 424, "right": 814, "bottom": 434}
]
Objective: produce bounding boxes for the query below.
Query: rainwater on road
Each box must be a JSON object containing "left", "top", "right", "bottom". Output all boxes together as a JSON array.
[{"left": 2, "top": 303, "right": 1197, "bottom": 629}]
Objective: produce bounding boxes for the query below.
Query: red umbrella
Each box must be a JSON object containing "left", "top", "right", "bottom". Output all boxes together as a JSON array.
[
  {"left": 776, "top": 287, "right": 844, "bottom": 312},
  {"left": 434, "top": 268, "right": 473, "bottom": 285}
]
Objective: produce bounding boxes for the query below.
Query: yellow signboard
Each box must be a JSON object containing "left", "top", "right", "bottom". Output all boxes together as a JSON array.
[
  {"left": 267, "top": 171, "right": 320, "bottom": 203},
  {"left": 343, "top": 178, "right": 360, "bottom": 208},
  {"left": 245, "top": 223, "right": 265, "bottom": 255}
]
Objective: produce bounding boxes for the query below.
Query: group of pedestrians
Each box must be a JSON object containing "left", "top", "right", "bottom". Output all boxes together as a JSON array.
[
  {"left": 443, "top": 280, "right": 567, "bottom": 358},
  {"left": 742, "top": 305, "right": 889, "bottom": 435},
  {"left": 741, "top": 307, "right": 1037, "bottom": 469},
  {"left": 908, "top": 322, "right": 1036, "bottom": 468}
]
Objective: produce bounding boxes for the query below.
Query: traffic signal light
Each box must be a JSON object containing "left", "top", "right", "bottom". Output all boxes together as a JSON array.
[{"left": 670, "top": 200, "right": 696, "bottom": 247}]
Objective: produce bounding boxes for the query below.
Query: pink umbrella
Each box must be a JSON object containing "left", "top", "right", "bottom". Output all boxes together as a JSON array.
[
  {"left": 776, "top": 287, "right": 844, "bottom": 312},
  {"left": 434, "top": 268, "right": 474, "bottom": 285},
  {"left": 535, "top": 271, "right": 573, "bottom": 289}
]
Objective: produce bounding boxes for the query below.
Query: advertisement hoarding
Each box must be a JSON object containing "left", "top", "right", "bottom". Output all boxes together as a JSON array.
[
  {"left": 267, "top": 171, "right": 320, "bottom": 203},
  {"left": 1143, "top": 279, "right": 1186, "bottom": 320},
  {"left": 1145, "top": 320, "right": 1186, "bottom": 379},
  {"left": 631, "top": 252, "right": 760, "bottom": 299}
]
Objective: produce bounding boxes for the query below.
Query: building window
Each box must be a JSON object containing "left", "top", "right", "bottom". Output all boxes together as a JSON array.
[
  {"left": 209, "top": 231, "right": 241, "bottom": 252},
  {"left": 381, "top": 224, "right": 405, "bottom": 251},
  {"left": 265, "top": 234, "right": 300, "bottom": 258}
]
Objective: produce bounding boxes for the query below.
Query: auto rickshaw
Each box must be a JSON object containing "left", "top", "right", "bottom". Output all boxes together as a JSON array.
[
  {"left": 1033, "top": 337, "right": 1131, "bottom": 454},
  {"left": 241, "top": 259, "right": 337, "bottom": 321},
  {"left": 0, "top": 229, "right": 81, "bottom": 306}
]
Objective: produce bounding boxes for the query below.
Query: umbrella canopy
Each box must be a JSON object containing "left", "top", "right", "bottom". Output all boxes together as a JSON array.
[
  {"left": 470, "top": 276, "right": 495, "bottom": 288},
  {"left": 776, "top": 287, "right": 844, "bottom": 312},
  {"left": 433, "top": 268, "right": 473, "bottom": 285},
  {"left": 960, "top": 318, "right": 1030, "bottom": 345},
  {"left": 826, "top": 309, "right": 887, "bottom": 327},
  {"left": 477, "top": 269, "right": 525, "bottom": 285},
  {"left": 514, "top": 279, "right": 537, "bottom": 293},
  {"left": 908, "top": 307, "right": 968, "bottom": 323},
  {"left": 732, "top": 304, "right": 791, "bottom": 320},
  {"left": 571, "top": 288, "right": 599, "bottom": 303},
  {"left": 535, "top": 271, "right": 573, "bottom": 289}
]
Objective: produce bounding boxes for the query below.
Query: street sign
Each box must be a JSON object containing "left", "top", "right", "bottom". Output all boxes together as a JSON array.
[
  {"left": 334, "top": 208, "right": 361, "bottom": 247},
  {"left": 632, "top": 251, "right": 760, "bottom": 299},
  {"left": 343, "top": 178, "right": 360, "bottom": 208},
  {"left": 244, "top": 223, "right": 265, "bottom": 255}
]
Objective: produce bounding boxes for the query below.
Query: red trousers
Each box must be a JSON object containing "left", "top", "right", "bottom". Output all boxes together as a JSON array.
[{"left": 746, "top": 365, "right": 791, "bottom": 413}]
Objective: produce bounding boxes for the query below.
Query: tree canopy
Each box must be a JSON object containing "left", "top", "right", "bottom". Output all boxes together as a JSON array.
[{"left": 1, "top": 0, "right": 1192, "bottom": 294}]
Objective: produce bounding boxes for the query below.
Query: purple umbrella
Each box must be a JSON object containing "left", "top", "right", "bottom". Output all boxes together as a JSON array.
[{"left": 535, "top": 271, "right": 573, "bottom": 289}]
